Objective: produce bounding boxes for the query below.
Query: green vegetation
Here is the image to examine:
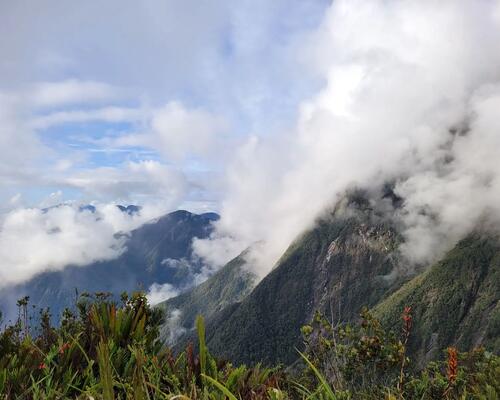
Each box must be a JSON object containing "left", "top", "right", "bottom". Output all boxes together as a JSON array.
[
  {"left": 201, "top": 206, "right": 407, "bottom": 366},
  {"left": 375, "top": 234, "right": 500, "bottom": 366},
  {"left": 157, "top": 252, "right": 255, "bottom": 344},
  {"left": 180, "top": 210, "right": 499, "bottom": 368},
  {"left": 298, "top": 309, "right": 499, "bottom": 399},
  {"left": 0, "top": 293, "right": 498, "bottom": 399},
  {"left": 0, "top": 293, "right": 286, "bottom": 399}
]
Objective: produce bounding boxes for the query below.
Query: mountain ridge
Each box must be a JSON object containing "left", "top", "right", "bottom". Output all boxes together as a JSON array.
[
  {"left": 161, "top": 195, "right": 500, "bottom": 368},
  {"left": 0, "top": 209, "right": 219, "bottom": 323},
  {"left": 179, "top": 199, "right": 411, "bottom": 365}
]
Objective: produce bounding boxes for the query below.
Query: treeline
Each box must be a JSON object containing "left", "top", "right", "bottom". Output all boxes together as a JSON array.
[{"left": 0, "top": 293, "right": 498, "bottom": 399}]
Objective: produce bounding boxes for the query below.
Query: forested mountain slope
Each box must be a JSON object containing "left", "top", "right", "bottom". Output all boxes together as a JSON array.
[
  {"left": 202, "top": 198, "right": 409, "bottom": 365},
  {"left": 0, "top": 210, "right": 218, "bottom": 322},
  {"left": 157, "top": 250, "right": 256, "bottom": 343}
]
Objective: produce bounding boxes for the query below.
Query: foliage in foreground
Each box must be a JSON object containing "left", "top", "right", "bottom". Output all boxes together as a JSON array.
[
  {"left": 0, "top": 294, "right": 498, "bottom": 399},
  {"left": 300, "top": 308, "right": 499, "bottom": 399},
  {"left": 0, "top": 293, "right": 285, "bottom": 399}
]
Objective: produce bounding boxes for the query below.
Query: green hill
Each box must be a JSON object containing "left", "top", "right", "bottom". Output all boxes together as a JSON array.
[
  {"left": 375, "top": 232, "right": 500, "bottom": 367},
  {"left": 157, "top": 250, "right": 256, "bottom": 343}
]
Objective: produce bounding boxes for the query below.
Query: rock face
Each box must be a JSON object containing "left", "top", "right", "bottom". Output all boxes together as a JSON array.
[
  {"left": 202, "top": 200, "right": 408, "bottom": 365},
  {"left": 0, "top": 210, "right": 219, "bottom": 322},
  {"left": 375, "top": 233, "right": 500, "bottom": 367}
]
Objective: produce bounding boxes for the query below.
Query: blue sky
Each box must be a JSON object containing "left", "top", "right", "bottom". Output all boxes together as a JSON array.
[{"left": 0, "top": 0, "right": 330, "bottom": 212}]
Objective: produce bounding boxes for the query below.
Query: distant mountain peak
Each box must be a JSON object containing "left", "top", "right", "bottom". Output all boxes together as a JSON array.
[
  {"left": 199, "top": 212, "right": 220, "bottom": 221},
  {"left": 116, "top": 204, "right": 141, "bottom": 215}
]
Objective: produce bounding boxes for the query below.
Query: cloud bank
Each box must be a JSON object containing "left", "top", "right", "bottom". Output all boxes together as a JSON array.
[
  {"left": 0, "top": 203, "right": 167, "bottom": 288},
  {"left": 196, "top": 0, "right": 500, "bottom": 277}
]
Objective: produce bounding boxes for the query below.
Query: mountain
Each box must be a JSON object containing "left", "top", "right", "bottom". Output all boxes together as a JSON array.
[
  {"left": 198, "top": 197, "right": 410, "bottom": 365},
  {"left": 0, "top": 210, "right": 219, "bottom": 322},
  {"left": 115, "top": 204, "right": 141, "bottom": 215},
  {"left": 375, "top": 232, "right": 500, "bottom": 367},
  {"left": 167, "top": 195, "right": 499, "bottom": 368},
  {"left": 157, "top": 250, "right": 256, "bottom": 344}
]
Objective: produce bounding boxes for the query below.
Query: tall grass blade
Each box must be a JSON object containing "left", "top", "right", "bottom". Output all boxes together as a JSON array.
[
  {"left": 298, "top": 350, "right": 337, "bottom": 400},
  {"left": 97, "top": 340, "right": 115, "bottom": 400},
  {"left": 202, "top": 374, "right": 238, "bottom": 400}
]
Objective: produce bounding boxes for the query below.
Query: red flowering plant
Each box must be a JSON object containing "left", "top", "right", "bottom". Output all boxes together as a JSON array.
[
  {"left": 397, "top": 305, "right": 413, "bottom": 392},
  {"left": 58, "top": 342, "right": 70, "bottom": 355}
]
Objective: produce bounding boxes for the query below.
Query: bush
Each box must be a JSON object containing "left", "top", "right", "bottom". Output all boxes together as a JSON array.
[
  {"left": 0, "top": 293, "right": 287, "bottom": 399},
  {"left": 299, "top": 308, "right": 499, "bottom": 399},
  {"left": 0, "top": 295, "right": 497, "bottom": 399}
]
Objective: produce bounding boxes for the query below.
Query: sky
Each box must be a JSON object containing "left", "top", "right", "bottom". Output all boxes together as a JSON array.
[
  {"left": 0, "top": 0, "right": 329, "bottom": 212},
  {"left": 2, "top": 0, "right": 500, "bottom": 287}
]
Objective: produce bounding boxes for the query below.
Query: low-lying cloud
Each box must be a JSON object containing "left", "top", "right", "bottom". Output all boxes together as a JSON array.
[
  {"left": 0, "top": 203, "right": 167, "bottom": 288},
  {"left": 3, "top": 0, "right": 500, "bottom": 290},
  {"left": 146, "top": 282, "right": 180, "bottom": 306}
]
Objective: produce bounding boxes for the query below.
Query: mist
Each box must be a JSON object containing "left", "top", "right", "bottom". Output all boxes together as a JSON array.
[{"left": 195, "top": 0, "right": 500, "bottom": 277}]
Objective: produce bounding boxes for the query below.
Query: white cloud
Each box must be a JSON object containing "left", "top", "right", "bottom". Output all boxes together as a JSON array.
[
  {"left": 31, "top": 106, "right": 145, "bottom": 130},
  {"left": 63, "top": 160, "right": 188, "bottom": 205},
  {"left": 0, "top": 94, "right": 45, "bottom": 176},
  {"left": 395, "top": 84, "right": 500, "bottom": 263},
  {"left": 0, "top": 202, "right": 166, "bottom": 287},
  {"left": 192, "top": 233, "right": 247, "bottom": 269},
  {"left": 0, "top": 1, "right": 334, "bottom": 289},
  {"left": 196, "top": 0, "right": 500, "bottom": 276},
  {"left": 32, "top": 79, "right": 119, "bottom": 107},
  {"left": 3, "top": 0, "right": 499, "bottom": 287},
  {"left": 8, "top": 194, "right": 22, "bottom": 207},
  {"left": 161, "top": 308, "right": 186, "bottom": 344},
  {"left": 114, "top": 101, "right": 230, "bottom": 161},
  {"left": 0, "top": 0, "right": 327, "bottom": 217},
  {"left": 146, "top": 282, "right": 180, "bottom": 306}
]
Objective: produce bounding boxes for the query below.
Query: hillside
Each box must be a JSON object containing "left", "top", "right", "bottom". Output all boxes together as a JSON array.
[
  {"left": 157, "top": 250, "right": 256, "bottom": 344},
  {"left": 202, "top": 198, "right": 409, "bottom": 365},
  {"left": 0, "top": 210, "right": 219, "bottom": 322},
  {"left": 190, "top": 207, "right": 500, "bottom": 368},
  {"left": 375, "top": 232, "right": 500, "bottom": 367}
]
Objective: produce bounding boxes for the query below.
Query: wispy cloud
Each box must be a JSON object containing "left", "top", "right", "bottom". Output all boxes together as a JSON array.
[
  {"left": 31, "top": 106, "right": 146, "bottom": 130},
  {"left": 32, "top": 79, "right": 120, "bottom": 108}
]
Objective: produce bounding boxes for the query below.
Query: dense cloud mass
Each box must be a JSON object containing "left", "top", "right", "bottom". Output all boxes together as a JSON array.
[
  {"left": 196, "top": 0, "right": 500, "bottom": 277},
  {"left": 1, "top": 0, "right": 500, "bottom": 287}
]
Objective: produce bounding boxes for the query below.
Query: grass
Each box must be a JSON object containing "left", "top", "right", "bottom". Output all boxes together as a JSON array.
[{"left": 0, "top": 292, "right": 498, "bottom": 399}]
